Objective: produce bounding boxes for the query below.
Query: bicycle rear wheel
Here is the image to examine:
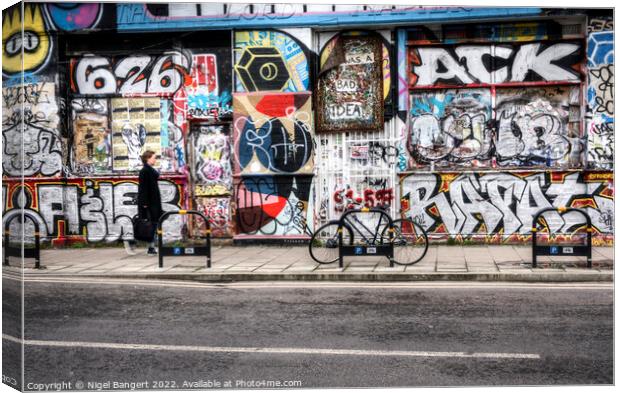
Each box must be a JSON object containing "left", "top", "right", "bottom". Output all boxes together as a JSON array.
[
  {"left": 309, "top": 221, "right": 354, "bottom": 264},
  {"left": 381, "top": 219, "right": 428, "bottom": 265}
]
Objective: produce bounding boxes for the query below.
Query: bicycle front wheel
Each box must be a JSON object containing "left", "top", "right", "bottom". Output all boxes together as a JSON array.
[
  {"left": 309, "top": 221, "right": 353, "bottom": 264},
  {"left": 381, "top": 219, "right": 428, "bottom": 265}
]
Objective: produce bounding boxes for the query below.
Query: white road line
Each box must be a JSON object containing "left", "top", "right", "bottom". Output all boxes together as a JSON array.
[
  {"left": 6, "top": 276, "right": 613, "bottom": 290},
  {"left": 1, "top": 334, "right": 539, "bottom": 360}
]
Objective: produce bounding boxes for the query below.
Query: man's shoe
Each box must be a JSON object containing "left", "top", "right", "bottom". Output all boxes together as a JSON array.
[
  {"left": 147, "top": 247, "right": 158, "bottom": 256},
  {"left": 124, "top": 241, "right": 137, "bottom": 256}
]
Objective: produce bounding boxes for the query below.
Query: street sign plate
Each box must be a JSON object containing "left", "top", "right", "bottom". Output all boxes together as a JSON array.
[
  {"left": 550, "top": 246, "right": 559, "bottom": 255},
  {"left": 173, "top": 247, "right": 182, "bottom": 255},
  {"left": 354, "top": 246, "right": 363, "bottom": 255},
  {"left": 563, "top": 247, "right": 573, "bottom": 254},
  {"left": 366, "top": 247, "right": 377, "bottom": 254},
  {"left": 185, "top": 247, "right": 195, "bottom": 254}
]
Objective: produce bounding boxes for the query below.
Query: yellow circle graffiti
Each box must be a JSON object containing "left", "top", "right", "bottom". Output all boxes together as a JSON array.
[
  {"left": 2, "top": 4, "right": 51, "bottom": 76},
  {"left": 259, "top": 62, "right": 279, "bottom": 81}
]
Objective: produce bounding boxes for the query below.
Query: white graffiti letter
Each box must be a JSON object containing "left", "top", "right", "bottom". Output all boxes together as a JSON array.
[{"left": 511, "top": 43, "right": 580, "bottom": 82}]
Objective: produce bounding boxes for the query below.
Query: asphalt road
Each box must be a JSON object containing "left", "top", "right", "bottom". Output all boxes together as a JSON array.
[{"left": 2, "top": 277, "right": 614, "bottom": 389}]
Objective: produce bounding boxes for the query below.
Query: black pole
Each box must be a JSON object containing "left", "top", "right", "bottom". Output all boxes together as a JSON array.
[
  {"left": 34, "top": 230, "right": 40, "bottom": 269},
  {"left": 338, "top": 225, "right": 343, "bottom": 269},
  {"left": 531, "top": 227, "right": 537, "bottom": 268},
  {"left": 206, "top": 230, "right": 211, "bottom": 269},
  {"left": 587, "top": 227, "right": 592, "bottom": 269},
  {"left": 388, "top": 216, "right": 395, "bottom": 267},
  {"left": 4, "top": 230, "right": 9, "bottom": 266},
  {"left": 158, "top": 227, "right": 163, "bottom": 268}
]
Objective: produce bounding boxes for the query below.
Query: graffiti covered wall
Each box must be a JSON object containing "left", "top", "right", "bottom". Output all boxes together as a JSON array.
[
  {"left": 68, "top": 44, "right": 233, "bottom": 174},
  {"left": 188, "top": 123, "right": 234, "bottom": 237},
  {"left": 399, "top": 18, "right": 613, "bottom": 243},
  {"left": 400, "top": 171, "right": 613, "bottom": 245},
  {"left": 65, "top": 41, "right": 233, "bottom": 233},
  {"left": 2, "top": 177, "right": 186, "bottom": 243},
  {"left": 1, "top": 4, "right": 613, "bottom": 246},
  {"left": 407, "top": 40, "right": 584, "bottom": 169},
  {"left": 1, "top": 3, "right": 234, "bottom": 242},
  {"left": 2, "top": 4, "right": 63, "bottom": 179},
  {"left": 233, "top": 92, "right": 314, "bottom": 238},
  {"left": 586, "top": 15, "right": 614, "bottom": 169},
  {"left": 232, "top": 29, "right": 314, "bottom": 239},
  {"left": 2, "top": 2, "right": 117, "bottom": 178}
]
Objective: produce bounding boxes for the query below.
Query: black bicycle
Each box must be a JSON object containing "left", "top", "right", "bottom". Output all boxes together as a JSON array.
[{"left": 309, "top": 205, "right": 428, "bottom": 265}]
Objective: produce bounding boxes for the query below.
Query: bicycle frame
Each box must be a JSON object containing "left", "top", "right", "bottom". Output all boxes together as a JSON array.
[
  {"left": 338, "top": 207, "right": 396, "bottom": 268},
  {"left": 342, "top": 211, "right": 389, "bottom": 245}
]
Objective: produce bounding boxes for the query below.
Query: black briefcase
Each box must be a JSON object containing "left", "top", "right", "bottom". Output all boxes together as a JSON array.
[{"left": 132, "top": 214, "right": 157, "bottom": 242}]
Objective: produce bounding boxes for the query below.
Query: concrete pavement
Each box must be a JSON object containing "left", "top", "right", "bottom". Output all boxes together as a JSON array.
[{"left": 3, "top": 244, "right": 613, "bottom": 282}]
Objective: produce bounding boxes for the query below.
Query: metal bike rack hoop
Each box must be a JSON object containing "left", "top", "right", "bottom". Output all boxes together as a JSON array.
[
  {"left": 4, "top": 212, "right": 42, "bottom": 269},
  {"left": 157, "top": 210, "right": 212, "bottom": 269},
  {"left": 531, "top": 207, "right": 592, "bottom": 268}
]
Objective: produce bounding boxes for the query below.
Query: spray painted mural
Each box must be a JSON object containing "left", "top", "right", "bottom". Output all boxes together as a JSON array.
[
  {"left": 495, "top": 85, "right": 582, "bottom": 167},
  {"left": 233, "top": 92, "right": 313, "bottom": 175},
  {"left": 234, "top": 30, "right": 311, "bottom": 93},
  {"left": 401, "top": 172, "right": 613, "bottom": 245},
  {"left": 2, "top": 82, "right": 63, "bottom": 177},
  {"left": 2, "top": 2, "right": 114, "bottom": 82},
  {"left": 189, "top": 123, "right": 232, "bottom": 196},
  {"left": 409, "top": 42, "right": 583, "bottom": 87},
  {"left": 235, "top": 175, "right": 313, "bottom": 238},
  {"left": 407, "top": 39, "right": 586, "bottom": 169},
  {"left": 194, "top": 197, "right": 232, "bottom": 238},
  {"left": 70, "top": 52, "right": 190, "bottom": 96},
  {"left": 2, "top": 177, "right": 185, "bottom": 243},
  {"left": 317, "top": 32, "right": 385, "bottom": 132},
  {"left": 233, "top": 92, "right": 313, "bottom": 237},
  {"left": 409, "top": 89, "right": 492, "bottom": 167},
  {"left": 44, "top": 3, "right": 104, "bottom": 32},
  {"left": 70, "top": 49, "right": 231, "bottom": 119},
  {"left": 586, "top": 16, "right": 614, "bottom": 169},
  {"left": 2, "top": 4, "right": 53, "bottom": 79},
  {"left": 400, "top": 18, "right": 613, "bottom": 245}
]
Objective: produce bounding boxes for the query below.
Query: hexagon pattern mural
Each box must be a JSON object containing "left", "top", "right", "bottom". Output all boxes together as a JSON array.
[{"left": 234, "top": 30, "right": 310, "bottom": 92}]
